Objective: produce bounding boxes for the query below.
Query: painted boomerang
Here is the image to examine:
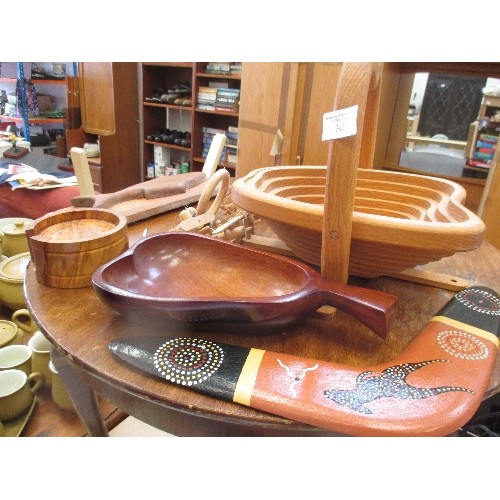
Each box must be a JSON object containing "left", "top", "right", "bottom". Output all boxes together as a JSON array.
[{"left": 109, "top": 286, "right": 500, "bottom": 437}]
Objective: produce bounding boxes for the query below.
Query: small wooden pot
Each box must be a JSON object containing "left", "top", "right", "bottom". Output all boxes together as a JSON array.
[{"left": 26, "top": 207, "right": 128, "bottom": 289}]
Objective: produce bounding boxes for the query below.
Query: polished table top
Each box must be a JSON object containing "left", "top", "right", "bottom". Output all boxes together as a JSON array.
[{"left": 24, "top": 209, "right": 500, "bottom": 436}]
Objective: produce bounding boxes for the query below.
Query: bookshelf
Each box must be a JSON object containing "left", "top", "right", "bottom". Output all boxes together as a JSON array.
[
  {"left": 465, "top": 93, "right": 500, "bottom": 173},
  {"left": 142, "top": 63, "right": 193, "bottom": 178},
  {"left": 141, "top": 62, "right": 241, "bottom": 179}
]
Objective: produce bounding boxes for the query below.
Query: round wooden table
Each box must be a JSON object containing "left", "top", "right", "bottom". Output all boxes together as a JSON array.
[{"left": 24, "top": 210, "right": 500, "bottom": 436}]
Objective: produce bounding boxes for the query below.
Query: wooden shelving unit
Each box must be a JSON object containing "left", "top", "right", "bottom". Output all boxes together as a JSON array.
[
  {"left": 141, "top": 63, "right": 193, "bottom": 178},
  {"left": 192, "top": 63, "right": 240, "bottom": 174},
  {"left": 141, "top": 62, "right": 241, "bottom": 179},
  {"left": 465, "top": 93, "right": 500, "bottom": 173}
]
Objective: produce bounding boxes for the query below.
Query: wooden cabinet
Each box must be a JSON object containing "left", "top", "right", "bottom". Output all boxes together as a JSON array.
[
  {"left": 141, "top": 62, "right": 241, "bottom": 179},
  {"left": 66, "top": 62, "right": 141, "bottom": 193},
  {"left": 236, "top": 63, "right": 346, "bottom": 178},
  {"left": 79, "top": 63, "right": 116, "bottom": 135}
]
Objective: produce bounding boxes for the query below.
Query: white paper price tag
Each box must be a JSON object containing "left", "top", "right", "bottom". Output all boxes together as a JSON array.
[{"left": 322, "top": 105, "right": 358, "bottom": 141}]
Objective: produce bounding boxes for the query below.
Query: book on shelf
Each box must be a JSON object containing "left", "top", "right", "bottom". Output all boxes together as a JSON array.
[
  {"left": 214, "top": 87, "right": 240, "bottom": 112},
  {"left": 197, "top": 104, "right": 215, "bottom": 111},
  {"left": 201, "top": 127, "right": 239, "bottom": 161},
  {"left": 216, "top": 92, "right": 240, "bottom": 102},
  {"left": 206, "top": 62, "right": 231, "bottom": 75},
  {"left": 197, "top": 87, "right": 217, "bottom": 99},
  {"left": 479, "top": 134, "right": 498, "bottom": 144},
  {"left": 230, "top": 63, "right": 242, "bottom": 75},
  {"left": 214, "top": 104, "right": 239, "bottom": 113},
  {"left": 226, "top": 152, "right": 238, "bottom": 163},
  {"left": 202, "top": 126, "right": 227, "bottom": 135},
  {"left": 216, "top": 87, "right": 239, "bottom": 94},
  {"left": 473, "top": 151, "right": 493, "bottom": 161},
  {"left": 478, "top": 147, "right": 494, "bottom": 154},
  {"left": 208, "top": 81, "right": 229, "bottom": 89},
  {"left": 467, "top": 159, "right": 491, "bottom": 169},
  {"left": 476, "top": 140, "right": 495, "bottom": 149}
]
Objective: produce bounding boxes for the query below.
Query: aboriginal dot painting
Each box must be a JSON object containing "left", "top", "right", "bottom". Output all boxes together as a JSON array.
[
  {"left": 153, "top": 338, "right": 224, "bottom": 386},
  {"left": 437, "top": 331, "right": 489, "bottom": 360},
  {"left": 456, "top": 288, "right": 500, "bottom": 315}
]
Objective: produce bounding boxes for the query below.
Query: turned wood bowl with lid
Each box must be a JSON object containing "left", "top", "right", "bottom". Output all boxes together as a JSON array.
[{"left": 25, "top": 207, "right": 128, "bottom": 289}]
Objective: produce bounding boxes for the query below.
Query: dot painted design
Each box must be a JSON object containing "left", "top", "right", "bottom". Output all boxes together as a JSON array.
[
  {"left": 437, "top": 330, "right": 489, "bottom": 360},
  {"left": 456, "top": 288, "right": 500, "bottom": 315},
  {"left": 324, "top": 359, "right": 474, "bottom": 414},
  {"left": 153, "top": 338, "right": 224, "bottom": 386}
]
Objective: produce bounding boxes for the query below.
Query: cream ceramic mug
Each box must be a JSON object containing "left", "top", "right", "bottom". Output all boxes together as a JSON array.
[
  {"left": 0, "top": 369, "right": 42, "bottom": 421},
  {"left": 28, "top": 331, "right": 53, "bottom": 388},
  {"left": 0, "top": 320, "right": 20, "bottom": 348},
  {"left": 11, "top": 309, "right": 37, "bottom": 335},
  {"left": 49, "top": 360, "right": 74, "bottom": 411},
  {"left": 0, "top": 344, "right": 32, "bottom": 376}
]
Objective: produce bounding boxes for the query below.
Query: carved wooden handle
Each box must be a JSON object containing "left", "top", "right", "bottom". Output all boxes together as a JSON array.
[
  {"left": 110, "top": 286, "right": 500, "bottom": 437},
  {"left": 315, "top": 281, "right": 398, "bottom": 338}
]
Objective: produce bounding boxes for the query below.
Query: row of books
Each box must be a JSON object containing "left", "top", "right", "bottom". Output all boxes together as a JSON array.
[
  {"left": 214, "top": 87, "right": 240, "bottom": 113},
  {"left": 201, "top": 126, "right": 238, "bottom": 165},
  {"left": 196, "top": 84, "right": 240, "bottom": 113},
  {"left": 467, "top": 133, "right": 498, "bottom": 168},
  {"left": 205, "top": 62, "right": 242, "bottom": 75}
]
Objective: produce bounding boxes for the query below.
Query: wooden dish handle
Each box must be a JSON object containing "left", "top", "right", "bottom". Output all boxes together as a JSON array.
[{"left": 314, "top": 280, "right": 397, "bottom": 338}]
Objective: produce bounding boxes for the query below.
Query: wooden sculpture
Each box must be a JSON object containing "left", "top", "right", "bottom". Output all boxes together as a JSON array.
[
  {"left": 231, "top": 166, "right": 486, "bottom": 278},
  {"left": 110, "top": 285, "right": 500, "bottom": 437},
  {"left": 70, "top": 134, "right": 227, "bottom": 223}
]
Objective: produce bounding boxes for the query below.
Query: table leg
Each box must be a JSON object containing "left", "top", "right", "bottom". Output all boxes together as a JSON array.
[{"left": 51, "top": 349, "right": 109, "bottom": 437}]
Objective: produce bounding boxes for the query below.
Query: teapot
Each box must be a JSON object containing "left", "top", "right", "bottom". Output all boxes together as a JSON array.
[{"left": 0, "top": 220, "right": 31, "bottom": 257}]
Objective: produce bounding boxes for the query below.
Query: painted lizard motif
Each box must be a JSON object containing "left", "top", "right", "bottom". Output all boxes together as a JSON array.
[{"left": 324, "top": 359, "right": 475, "bottom": 414}]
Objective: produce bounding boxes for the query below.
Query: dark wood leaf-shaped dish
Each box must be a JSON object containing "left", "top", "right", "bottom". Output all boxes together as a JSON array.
[{"left": 92, "top": 232, "right": 397, "bottom": 337}]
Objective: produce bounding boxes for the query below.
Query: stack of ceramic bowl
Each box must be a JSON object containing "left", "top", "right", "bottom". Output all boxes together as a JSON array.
[{"left": 0, "top": 219, "right": 33, "bottom": 311}]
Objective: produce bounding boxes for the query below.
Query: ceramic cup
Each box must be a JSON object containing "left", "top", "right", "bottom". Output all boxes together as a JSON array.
[
  {"left": 28, "top": 331, "right": 53, "bottom": 388},
  {"left": 11, "top": 309, "right": 37, "bottom": 335},
  {"left": 0, "top": 320, "right": 21, "bottom": 348},
  {"left": 48, "top": 360, "right": 74, "bottom": 411},
  {"left": 0, "top": 369, "right": 42, "bottom": 421},
  {"left": 0, "top": 344, "right": 32, "bottom": 376}
]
